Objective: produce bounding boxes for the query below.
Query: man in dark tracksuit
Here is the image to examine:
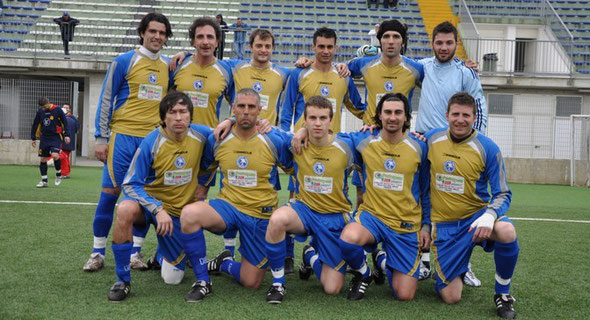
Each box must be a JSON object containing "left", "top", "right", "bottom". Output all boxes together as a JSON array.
[
  {"left": 31, "top": 97, "right": 70, "bottom": 187},
  {"left": 54, "top": 11, "right": 79, "bottom": 56},
  {"left": 59, "top": 103, "right": 79, "bottom": 178}
]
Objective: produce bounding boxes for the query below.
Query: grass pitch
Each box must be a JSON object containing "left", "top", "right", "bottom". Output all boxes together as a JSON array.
[{"left": 0, "top": 165, "right": 589, "bottom": 319}]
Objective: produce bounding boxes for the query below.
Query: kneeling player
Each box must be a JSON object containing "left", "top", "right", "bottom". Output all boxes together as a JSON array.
[
  {"left": 180, "top": 89, "right": 291, "bottom": 302},
  {"left": 265, "top": 96, "right": 357, "bottom": 303},
  {"left": 336, "top": 93, "right": 431, "bottom": 301},
  {"left": 426, "top": 92, "right": 519, "bottom": 319},
  {"left": 107, "top": 92, "right": 212, "bottom": 301}
]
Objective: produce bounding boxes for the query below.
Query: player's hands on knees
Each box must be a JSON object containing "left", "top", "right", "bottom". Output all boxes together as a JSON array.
[
  {"left": 215, "top": 119, "right": 234, "bottom": 141},
  {"left": 360, "top": 124, "right": 378, "bottom": 134},
  {"left": 31, "top": 140, "right": 36, "bottom": 148},
  {"left": 256, "top": 119, "right": 272, "bottom": 134},
  {"left": 419, "top": 230, "right": 431, "bottom": 250},
  {"left": 336, "top": 63, "right": 351, "bottom": 78},
  {"left": 291, "top": 128, "right": 309, "bottom": 154},
  {"left": 294, "top": 57, "right": 313, "bottom": 68},
  {"left": 468, "top": 212, "right": 495, "bottom": 243},
  {"left": 170, "top": 51, "right": 187, "bottom": 72},
  {"left": 95, "top": 143, "right": 109, "bottom": 163},
  {"left": 155, "top": 209, "right": 174, "bottom": 236}
]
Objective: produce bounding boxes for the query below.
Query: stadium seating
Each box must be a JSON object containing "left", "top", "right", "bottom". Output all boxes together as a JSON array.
[{"left": 0, "top": 0, "right": 49, "bottom": 51}]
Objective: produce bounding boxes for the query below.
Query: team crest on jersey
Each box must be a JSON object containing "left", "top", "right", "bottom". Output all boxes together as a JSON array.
[
  {"left": 320, "top": 86, "right": 330, "bottom": 97},
  {"left": 193, "top": 79, "right": 204, "bottom": 90},
  {"left": 384, "top": 81, "right": 394, "bottom": 92},
  {"left": 444, "top": 160, "right": 456, "bottom": 173},
  {"left": 253, "top": 82, "right": 263, "bottom": 93},
  {"left": 237, "top": 156, "right": 248, "bottom": 169},
  {"left": 313, "top": 162, "right": 326, "bottom": 175},
  {"left": 174, "top": 156, "right": 186, "bottom": 169},
  {"left": 384, "top": 158, "right": 396, "bottom": 171},
  {"left": 43, "top": 118, "right": 51, "bottom": 126},
  {"left": 148, "top": 73, "right": 157, "bottom": 84}
]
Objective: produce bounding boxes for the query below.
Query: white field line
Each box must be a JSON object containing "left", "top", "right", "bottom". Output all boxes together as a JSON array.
[{"left": 1, "top": 200, "right": 589, "bottom": 223}]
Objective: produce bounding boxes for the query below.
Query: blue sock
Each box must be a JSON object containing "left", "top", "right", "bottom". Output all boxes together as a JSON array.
[
  {"left": 112, "top": 242, "right": 132, "bottom": 283},
  {"left": 286, "top": 234, "right": 295, "bottom": 258},
  {"left": 339, "top": 239, "right": 370, "bottom": 278},
  {"left": 310, "top": 254, "right": 323, "bottom": 280},
  {"left": 181, "top": 229, "right": 209, "bottom": 283},
  {"left": 223, "top": 229, "right": 238, "bottom": 256},
  {"left": 40, "top": 162, "right": 48, "bottom": 181},
  {"left": 92, "top": 192, "right": 118, "bottom": 256},
  {"left": 221, "top": 259, "right": 241, "bottom": 283},
  {"left": 131, "top": 224, "right": 150, "bottom": 255},
  {"left": 266, "top": 239, "right": 287, "bottom": 285},
  {"left": 494, "top": 239, "right": 519, "bottom": 294}
]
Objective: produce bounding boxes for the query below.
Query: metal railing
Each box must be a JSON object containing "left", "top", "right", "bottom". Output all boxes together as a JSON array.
[{"left": 461, "top": 38, "right": 576, "bottom": 76}]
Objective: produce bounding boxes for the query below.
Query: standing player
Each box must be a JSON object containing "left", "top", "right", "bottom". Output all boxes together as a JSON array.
[
  {"left": 107, "top": 92, "right": 212, "bottom": 301},
  {"left": 174, "top": 17, "right": 233, "bottom": 128},
  {"left": 337, "top": 93, "right": 430, "bottom": 301},
  {"left": 280, "top": 27, "right": 365, "bottom": 134},
  {"left": 31, "top": 97, "right": 69, "bottom": 187},
  {"left": 416, "top": 21, "right": 487, "bottom": 134},
  {"left": 426, "top": 92, "right": 518, "bottom": 319},
  {"left": 265, "top": 96, "right": 357, "bottom": 303},
  {"left": 59, "top": 103, "right": 79, "bottom": 179},
  {"left": 84, "top": 12, "right": 173, "bottom": 272},
  {"left": 179, "top": 88, "right": 291, "bottom": 302}
]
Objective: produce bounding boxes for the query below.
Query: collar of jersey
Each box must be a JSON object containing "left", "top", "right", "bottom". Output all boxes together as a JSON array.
[{"left": 138, "top": 46, "right": 161, "bottom": 60}]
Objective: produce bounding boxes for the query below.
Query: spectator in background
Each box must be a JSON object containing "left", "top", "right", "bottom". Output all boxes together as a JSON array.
[
  {"left": 54, "top": 11, "right": 79, "bottom": 56},
  {"left": 368, "top": 23, "right": 380, "bottom": 48},
  {"left": 0, "top": 1, "right": 4, "bottom": 17},
  {"left": 386, "top": 0, "right": 399, "bottom": 8},
  {"left": 367, "top": 0, "right": 378, "bottom": 8},
  {"left": 59, "top": 103, "right": 79, "bottom": 179},
  {"left": 230, "top": 17, "right": 249, "bottom": 60},
  {"left": 216, "top": 14, "right": 228, "bottom": 59}
]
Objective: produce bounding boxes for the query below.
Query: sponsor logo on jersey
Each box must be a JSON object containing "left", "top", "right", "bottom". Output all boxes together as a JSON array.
[
  {"left": 149, "top": 73, "right": 158, "bottom": 84},
  {"left": 313, "top": 162, "right": 326, "bottom": 175},
  {"left": 174, "top": 156, "right": 186, "bottom": 169},
  {"left": 237, "top": 156, "right": 248, "bottom": 169},
  {"left": 384, "top": 158, "right": 396, "bottom": 171},
  {"left": 253, "top": 82, "right": 263, "bottom": 93},
  {"left": 193, "top": 79, "right": 204, "bottom": 90},
  {"left": 444, "top": 160, "right": 456, "bottom": 173},
  {"left": 43, "top": 118, "right": 51, "bottom": 126},
  {"left": 384, "top": 81, "right": 394, "bottom": 92},
  {"left": 320, "top": 86, "right": 330, "bottom": 97}
]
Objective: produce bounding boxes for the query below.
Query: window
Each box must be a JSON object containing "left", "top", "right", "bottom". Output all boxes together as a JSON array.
[
  {"left": 556, "top": 96, "right": 582, "bottom": 117},
  {"left": 488, "top": 94, "right": 513, "bottom": 115}
]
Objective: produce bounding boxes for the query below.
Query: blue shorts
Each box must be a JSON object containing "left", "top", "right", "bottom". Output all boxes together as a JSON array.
[
  {"left": 122, "top": 196, "right": 186, "bottom": 270},
  {"left": 289, "top": 200, "right": 348, "bottom": 272},
  {"left": 208, "top": 198, "right": 269, "bottom": 269},
  {"left": 38, "top": 138, "right": 61, "bottom": 157},
  {"left": 355, "top": 211, "right": 421, "bottom": 278},
  {"left": 101, "top": 133, "right": 143, "bottom": 188},
  {"left": 287, "top": 174, "right": 297, "bottom": 192},
  {"left": 432, "top": 209, "right": 513, "bottom": 291}
]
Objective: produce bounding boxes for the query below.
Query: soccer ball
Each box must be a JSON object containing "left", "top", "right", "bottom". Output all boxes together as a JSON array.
[{"left": 356, "top": 45, "right": 379, "bottom": 57}]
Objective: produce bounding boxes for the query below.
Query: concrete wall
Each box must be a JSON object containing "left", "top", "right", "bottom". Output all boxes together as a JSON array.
[
  {"left": 505, "top": 157, "right": 589, "bottom": 187},
  {"left": 0, "top": 140, "right": 40, "bottom": 165}
]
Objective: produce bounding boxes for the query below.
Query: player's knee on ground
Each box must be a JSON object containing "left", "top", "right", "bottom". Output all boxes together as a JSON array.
[
  {"left": 394, "top": 287, "right": 416, "bottom": 301},
  {"left": 240, "top": 274, "right": 264, "bottom": 289},
  {"left": 322, "top": 280, "right": 343, "bottom": 295},
  {"left": 439, "top": 280, "right": 462, "bottom": 304},
  {"left": 494, "top": 221, "right": 517, "bottom": 243},
  {"left": 160, "top": 259, "right": 184, "bottom": 285}
]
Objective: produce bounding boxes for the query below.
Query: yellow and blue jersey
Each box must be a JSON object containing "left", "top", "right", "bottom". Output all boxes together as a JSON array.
[
  {"left": 31, "top": 104, "right": 68, "bottom": 141},
  {"left": 426, "top": 128, "right": 511, "bottom": 223},
  {"left": 95, "top": 48, "right": 172, "bottom": 140},
  {"left": 280, "top": 65, "right": 365, "bottom": 133},
  {"left": 348, "top": 55, "right": 423, "bottom": 125},
  {"left": 341, "top": 130, "right": 430, "bottom": 233},
  {"left": 121, "top": 124, "right": 212, "bottom": 217},
  {"left": 227, "top": 59, "right": 290, "bottom": 125},
  {"left": 201, "top": 128, "right": 291, "bottom": 219},
  {"left": 290, "top": 134, "right": 358, "bottom": 214},
  {"left": 174, "top": 57, "right": 234, "bottom": 127}
]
